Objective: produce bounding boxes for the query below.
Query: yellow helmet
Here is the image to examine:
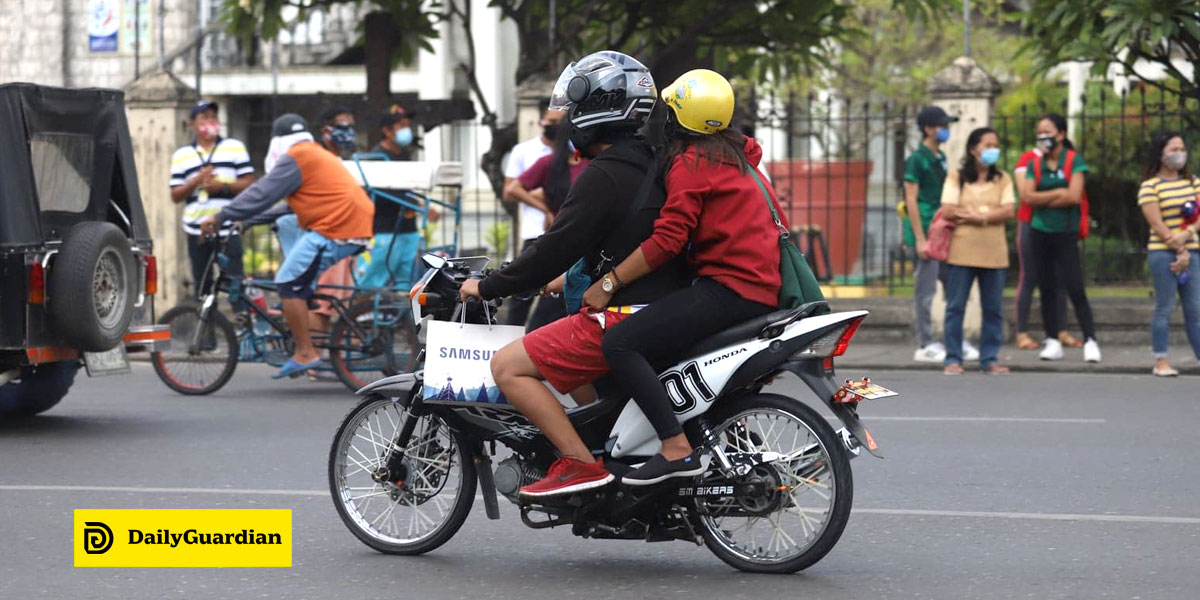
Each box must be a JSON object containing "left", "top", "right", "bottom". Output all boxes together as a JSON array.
[{"left": 660, "top": 69, "right": 735, "bottom": 135}]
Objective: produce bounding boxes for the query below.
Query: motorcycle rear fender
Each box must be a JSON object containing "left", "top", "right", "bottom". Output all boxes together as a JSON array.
[
  {"left": 782, "top": 359, "right": 884, "bottom": 458},
  {"left": 607, "top": 310, "right": 869, "bottom": 458}
]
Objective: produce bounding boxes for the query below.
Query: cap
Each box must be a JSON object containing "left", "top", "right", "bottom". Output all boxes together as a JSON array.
[
  {"left": 189, "top": 100, "right": 218, "bottom": 120},
  {"left": 271, "top": 113, "right": 309, "bottom": 137},
  {"left": 379, "top": 106, "right": 414, "bottom": 129},
  {"left": 917, "top": 106, "right": 958, "bottom": 128}
]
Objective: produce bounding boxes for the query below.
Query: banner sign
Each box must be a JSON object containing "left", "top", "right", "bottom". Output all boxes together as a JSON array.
[
  {"left": 87, "top": 0, "right": 119, "bottom": 52},
  {"left": 422, "top": 320, "right": 525, "bottom": 405}
]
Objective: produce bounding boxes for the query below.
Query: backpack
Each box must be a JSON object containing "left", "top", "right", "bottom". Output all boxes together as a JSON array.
[
  {"left": 747, "top": 168, "right": 827, "bottom": 311},
  {"left": 1031, "top": 149, "right": 1090, "bottom": 239}
]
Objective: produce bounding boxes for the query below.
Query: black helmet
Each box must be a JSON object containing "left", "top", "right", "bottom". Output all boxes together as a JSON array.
[{"left": 550, "top": 51, "right": 655, "bottom": 150}]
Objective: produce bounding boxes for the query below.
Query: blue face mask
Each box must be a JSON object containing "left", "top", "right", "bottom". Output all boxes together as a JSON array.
[
  {"left": 330, "top": 125, "right": 356, "bottom": 149},
  {"left": 980, "top": 147, "right": 1001, "bottom": 166},
  {"left": 394, "top": 127, "right": 413, "bottom": 147},
  {"left": 936, "top": 128, "right": 951, "bottom": 143}
]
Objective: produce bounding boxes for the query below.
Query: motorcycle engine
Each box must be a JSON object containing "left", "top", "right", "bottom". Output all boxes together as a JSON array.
[{"left": 493, "top": 456, "right": 544, "bottom": 504}]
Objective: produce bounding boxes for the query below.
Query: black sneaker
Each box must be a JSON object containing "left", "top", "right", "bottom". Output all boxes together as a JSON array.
[{"left": 621, "top": 452, "right": 706, "bottom": 487}]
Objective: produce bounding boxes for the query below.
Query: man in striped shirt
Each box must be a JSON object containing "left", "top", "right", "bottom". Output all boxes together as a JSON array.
[{"left": 169, "top": 100, "right": 256, "bottom": 299}]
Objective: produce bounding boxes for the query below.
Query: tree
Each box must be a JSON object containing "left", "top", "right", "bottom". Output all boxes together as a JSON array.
[{"left": 1022, "top": 0, "right": 1200, "bottom": 104}]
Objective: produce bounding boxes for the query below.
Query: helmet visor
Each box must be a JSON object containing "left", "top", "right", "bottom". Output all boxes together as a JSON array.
[{"left": 549, "top": 54, "right": 626, "bottom": 111}]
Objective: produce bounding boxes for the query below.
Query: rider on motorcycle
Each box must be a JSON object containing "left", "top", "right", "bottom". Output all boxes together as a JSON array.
[
  {"left": 582, "top": 69, "right": 787, "bottom": 486},
  {"left": 459, "top": 51, "right": 689, "bottom": 498}
]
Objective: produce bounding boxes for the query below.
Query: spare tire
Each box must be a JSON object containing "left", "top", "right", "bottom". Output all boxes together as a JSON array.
[{"left": 48, "top": 222, "right": 138, "bottom": 351}]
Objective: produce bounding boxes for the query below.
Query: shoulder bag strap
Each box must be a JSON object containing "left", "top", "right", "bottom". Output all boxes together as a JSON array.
[{"left": 747, "top": 166, "right": 787, "bottom": 236}]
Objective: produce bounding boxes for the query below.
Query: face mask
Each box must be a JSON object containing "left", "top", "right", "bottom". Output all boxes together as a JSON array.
[
  {"left": 197, "top": 122, "right": 220, "bottom": 139},
  {"left": 1036, "top": 135, "right": 1057, "bottom": 152},
  {"left": 329, "top": 125, "right": 356, "bottom": 149},
  {"left": 980, "top": 148, "right": 1001, "bottom": 166},
  {"left": 936, "top": 128, "right": 951, "bottom": 143},
  {"left": 543, "top": 123, "right": 560, "bottom": 141},
  {"left": 394, "top": 127, "right": 413, "bottom": 147},
  {"left": 1164, "top": 151, "right": 1188, "bottom": 171}
]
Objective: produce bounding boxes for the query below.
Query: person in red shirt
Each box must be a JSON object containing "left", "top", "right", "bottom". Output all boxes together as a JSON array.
[{"left": 582, "top": 69, "right": 783, "bottom": 485}]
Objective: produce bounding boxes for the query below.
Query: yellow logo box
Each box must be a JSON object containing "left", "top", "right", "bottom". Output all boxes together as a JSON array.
[{"left": 74, "top": 509, "right": 292, "bottom": 567}]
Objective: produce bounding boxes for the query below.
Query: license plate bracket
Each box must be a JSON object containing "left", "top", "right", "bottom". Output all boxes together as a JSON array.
[{"left": 83, "top": 343, "right": 131, "bottom": 377}]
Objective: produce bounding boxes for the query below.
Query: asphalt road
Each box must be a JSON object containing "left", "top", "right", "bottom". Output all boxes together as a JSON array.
[{"left": 1, "top": 363, "right": 1197, "bottom": 599}]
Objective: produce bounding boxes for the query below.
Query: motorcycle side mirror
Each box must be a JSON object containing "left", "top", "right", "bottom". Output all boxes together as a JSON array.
[{"left": 422, "top": 254, "right": 447, "bottom": 270}]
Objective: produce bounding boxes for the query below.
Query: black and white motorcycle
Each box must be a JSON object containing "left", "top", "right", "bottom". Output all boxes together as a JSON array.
[{"left": 328, "top": 256, "right": 895, "bottom": 573}]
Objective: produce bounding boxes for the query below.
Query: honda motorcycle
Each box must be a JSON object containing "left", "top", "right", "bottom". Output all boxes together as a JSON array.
[{"left": 329, "top": 255, "right": 895, "bottom": 573}]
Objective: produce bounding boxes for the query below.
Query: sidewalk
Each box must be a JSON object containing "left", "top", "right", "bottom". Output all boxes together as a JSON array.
[{"left": 837, "top": 342, "right": 1200, "bottom": 376}]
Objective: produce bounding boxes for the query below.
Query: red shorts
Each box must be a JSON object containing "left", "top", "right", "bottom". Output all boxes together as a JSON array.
[{"left": 522, "top": 309, "right": 633, "bottom": 394}]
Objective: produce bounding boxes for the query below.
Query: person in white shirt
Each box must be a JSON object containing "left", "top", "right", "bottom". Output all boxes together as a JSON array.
[
  {"left": 169, "top": 100, "right": 255, "bottom": 300},
  {"left": 502, "top": 100, "right": 565, "bottom": 327}
]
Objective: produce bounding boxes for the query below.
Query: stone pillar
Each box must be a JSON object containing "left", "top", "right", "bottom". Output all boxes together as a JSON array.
[
  {"left": 926, "top": 57, "right": 1003, "bottom": 341},
  {"left": 125, "top": 71, "right": 198, "bottom": 309}
]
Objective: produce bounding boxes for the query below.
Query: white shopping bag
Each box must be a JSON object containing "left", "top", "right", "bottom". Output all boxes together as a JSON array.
[{"left": 423, "top": 319, "right": 525, "bottom": 405}]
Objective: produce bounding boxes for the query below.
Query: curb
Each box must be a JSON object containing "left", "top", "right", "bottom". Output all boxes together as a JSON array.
[{"left": 838, "top": 361, "right": 1200, "bottom": 376}]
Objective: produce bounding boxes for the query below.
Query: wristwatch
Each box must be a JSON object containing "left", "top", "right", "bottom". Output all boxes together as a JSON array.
[{"left": 601, "top": 274, "right": 617, "bottom": 293}]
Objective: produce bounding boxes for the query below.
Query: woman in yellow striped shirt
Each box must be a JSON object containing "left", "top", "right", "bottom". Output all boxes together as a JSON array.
[{"left": 1138, "top": 132, "right": 1200, "bottom": 376}]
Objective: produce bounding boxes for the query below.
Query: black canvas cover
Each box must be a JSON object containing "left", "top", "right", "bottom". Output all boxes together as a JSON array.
[{"left": 0, "top": 83, "right": 150, "bottom": 249}]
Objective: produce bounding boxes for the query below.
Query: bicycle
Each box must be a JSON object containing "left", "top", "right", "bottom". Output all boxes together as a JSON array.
[{"left": 150, "top": 233, "right": 417, "bottom": 395}]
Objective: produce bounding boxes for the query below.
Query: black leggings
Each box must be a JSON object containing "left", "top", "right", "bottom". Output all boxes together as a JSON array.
[
  {"left": 602, "top": 278, "right": 773, "bottom": 440},
  {"left": 1031, "top": 229, "right": 1096, "bottom": 340},
  {"left": 1015, "top": 221, "right": 1067, "bottom": 334}
]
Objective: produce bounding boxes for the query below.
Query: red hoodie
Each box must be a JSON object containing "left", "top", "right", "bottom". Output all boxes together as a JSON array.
[{"left": 640, "top": 136, "right": 787, "bottom": 307}]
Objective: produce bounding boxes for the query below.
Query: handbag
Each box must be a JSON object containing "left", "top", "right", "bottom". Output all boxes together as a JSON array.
[
  {"left": 422, "top": 318, "right": 526, "bottom": 404},
  {"left": 925, "top": 207, "right": 955, "bottom": 262},
  {"left": 747, "top": 168, "right": 827, "bottom": 311}
]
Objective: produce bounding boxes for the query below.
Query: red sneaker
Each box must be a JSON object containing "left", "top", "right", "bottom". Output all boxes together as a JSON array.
[{"left": 520, "top": 457, "right": 614, "bottom": 498}]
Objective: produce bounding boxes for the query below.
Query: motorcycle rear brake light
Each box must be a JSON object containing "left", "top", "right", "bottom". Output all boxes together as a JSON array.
[
  {"left": 795, "top": 324, "right": 846, "bottom": 358},
  {"left": 144, "top": 255, "right": 158, "bottom": 295},
  {"left": 831, "top": 317, "right": 864, "bottom": 357},
  {"left": 27, "top": 262, "right": 45, "bottom": 304},
  {"left": 822, "top": 356, "right": 834, "bottom": 371}
]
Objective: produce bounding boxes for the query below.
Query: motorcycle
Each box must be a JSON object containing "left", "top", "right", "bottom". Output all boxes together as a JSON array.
[{"left": 328, "top": 255, "right": 895, "bottom": 573}]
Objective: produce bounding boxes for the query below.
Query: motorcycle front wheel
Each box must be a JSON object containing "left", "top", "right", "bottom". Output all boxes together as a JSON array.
[
  {"left": 692, "top": 393, "right": 853, "bottom": 574},
  {"left": 329, "top": 392, "right": 476, "bottom": 555}
]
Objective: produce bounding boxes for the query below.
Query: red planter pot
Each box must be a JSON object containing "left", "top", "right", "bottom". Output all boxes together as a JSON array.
[{"left": 766, "top": 159, "right": 874, "bottom": 277}]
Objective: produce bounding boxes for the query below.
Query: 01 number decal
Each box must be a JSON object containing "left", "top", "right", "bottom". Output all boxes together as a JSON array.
[{"left": 660, "top": 362, "right": 715, "bottom": 414}]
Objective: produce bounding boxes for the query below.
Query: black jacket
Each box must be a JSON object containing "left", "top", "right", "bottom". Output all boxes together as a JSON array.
[{"left": 478, "top": 139, "right": 688, "bottom": 306}]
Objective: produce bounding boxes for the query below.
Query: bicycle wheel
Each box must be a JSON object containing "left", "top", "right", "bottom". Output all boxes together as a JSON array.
[
  {"left": 692, "top": 393, "right": 853, "bottom": 574},
  {"left": 329, "top": 299, "right": 418, "bottom": 392},
  {"left": 151, "top": 304, "right": 238, "bottom": 395}
]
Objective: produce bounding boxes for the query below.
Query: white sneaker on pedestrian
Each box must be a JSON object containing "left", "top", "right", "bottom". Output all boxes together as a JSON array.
[
  {"left": 914, "top": 344, "right": 947, "bottom": 363},
  {"left": 1083, "top": 339, "right": 1101, "bottom": 363},
  {"left": 1039, "top": 338, "right": 1064, "bottom": 361},
  {"left": 963, "top": 341, "right": 980, "bottom": 362}
]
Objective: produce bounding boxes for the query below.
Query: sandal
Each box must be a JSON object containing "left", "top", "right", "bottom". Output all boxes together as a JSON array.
[
  {"left": 1015, "top": 332, "right": 1038, "bottom": 350},
  {"left": 984, "top": 364, "right": 1011, "bottom": 375},
  {"left": 943, "top": 363, "right": 965, "bottom": 375},
  {"left": 1058, "top": 331, "right": 1084, "bottom": 348}
]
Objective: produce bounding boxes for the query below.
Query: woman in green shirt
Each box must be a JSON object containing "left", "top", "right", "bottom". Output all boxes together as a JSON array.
[{"left": 1020, "top": 114, "right": 1100, "bottom": 363}]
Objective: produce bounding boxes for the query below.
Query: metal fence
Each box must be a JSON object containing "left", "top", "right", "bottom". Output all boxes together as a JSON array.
[{"left": 756, "top": 87, "right": 1198, "bottom": 292}]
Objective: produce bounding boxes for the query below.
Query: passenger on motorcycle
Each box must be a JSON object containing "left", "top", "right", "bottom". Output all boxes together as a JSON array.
[
  {"left": 198, "top": 113, "right": 374, "bottom": 379},
  {"left": 582, "top": 69, "right": 787, "bottom": 485},
  {"left": 460, "top": 51, "right": 689, "bottom": 498}
]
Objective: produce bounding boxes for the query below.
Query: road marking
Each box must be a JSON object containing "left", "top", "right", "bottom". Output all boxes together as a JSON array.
[
  {"left": 0, "top": 484, "right": 326, "bottom": 497},
  {"left": 4, "top": 485, "right": 1196, "bottom": 525},
  {"left": 854, "top": 508, "right": 1200, "bottom": 525},
  {"left": 848, "top": 416, "right": 1107, "bottom": 424}
]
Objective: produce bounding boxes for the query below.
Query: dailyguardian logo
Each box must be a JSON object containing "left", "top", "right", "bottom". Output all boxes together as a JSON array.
[
  {"left": 75, "top": 509, "right": 292, "bottom": 567},
  {"left": 83, "top": 521, "right": 113, "bottom": 554}
]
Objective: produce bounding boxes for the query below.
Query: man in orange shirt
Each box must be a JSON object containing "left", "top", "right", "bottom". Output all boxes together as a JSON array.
[{"left": 199, "top": 114, "right": 374, "bottom": 378}]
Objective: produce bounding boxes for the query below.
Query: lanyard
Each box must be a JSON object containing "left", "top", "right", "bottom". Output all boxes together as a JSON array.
[{"left": 192, "top": 137, "right": 222, "bottom": 168}]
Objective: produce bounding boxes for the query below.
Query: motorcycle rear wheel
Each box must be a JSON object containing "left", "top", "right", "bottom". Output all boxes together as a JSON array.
[
  {"left": 329, "top": 392, "right": 476, "bottom": 555},
  {"left": 693, "top": 393, "right": 853, "bottom": 574}
]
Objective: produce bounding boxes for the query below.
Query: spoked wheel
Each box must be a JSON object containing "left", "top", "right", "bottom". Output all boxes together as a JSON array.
[
  {"left": 329, "top": 393, "right": 476, "bottom": 554},
  {"left": 692, "top": 393, "right": 853, "bottom": 574},
  {"left": 329, "top": 299, "right": 418, "bottom": 392},
  {"left": 150, "top": 304, "right": 238, "bottom": 395}
]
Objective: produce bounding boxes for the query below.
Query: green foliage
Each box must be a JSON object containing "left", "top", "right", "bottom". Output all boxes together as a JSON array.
[
  {"left": 484, "top": 220, "right": 511, "bottom": 264},
  {"left": 1021, "top": 0, "right": 1200, "bottom": 104}
]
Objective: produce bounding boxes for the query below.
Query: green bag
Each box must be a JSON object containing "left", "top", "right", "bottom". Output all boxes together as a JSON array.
[{"left": 747, "top": 168, "right": 827, "bottom": 311}]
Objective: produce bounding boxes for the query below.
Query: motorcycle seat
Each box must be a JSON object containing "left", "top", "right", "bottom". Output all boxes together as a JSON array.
[{"left": 688, "top": 301, "right": 829, "bottom": 357}]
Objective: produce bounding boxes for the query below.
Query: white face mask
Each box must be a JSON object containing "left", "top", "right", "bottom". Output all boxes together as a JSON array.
[{"left": 1164, "top": 151, "right": 1188, "bottom": 172}]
